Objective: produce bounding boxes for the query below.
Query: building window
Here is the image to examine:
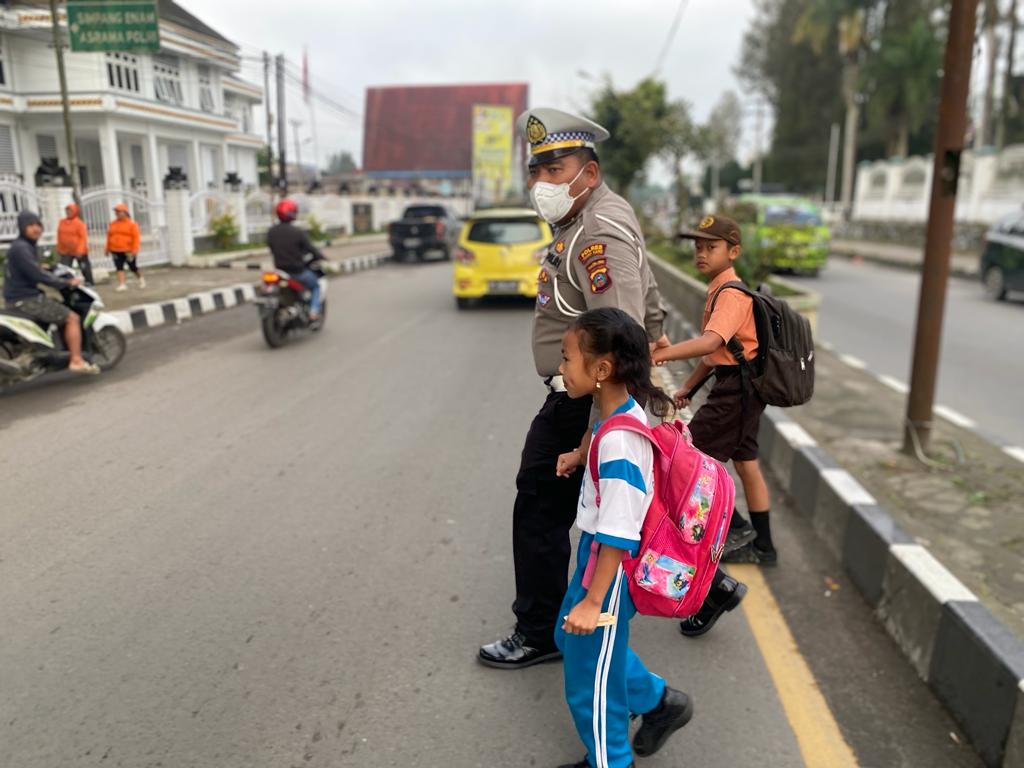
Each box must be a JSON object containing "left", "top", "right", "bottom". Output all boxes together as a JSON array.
[
  {"left": 197, "top": 65, "right": 216, "bottom": 113},
  {"left": 106, "top": 52, "right": 140, "bottom": 92},
  {"left": 153, "top": 54, "right": 184, "bottom": 106},
  {"left": 0, "top": 125, "right": 16, "bottom": 175},
  {"left": 0, "top": 36, "right": 7, "bottom": 87}
]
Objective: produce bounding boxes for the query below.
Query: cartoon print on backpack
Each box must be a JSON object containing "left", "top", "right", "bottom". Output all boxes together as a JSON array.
[
  {"left": 681, "top": 463, "right": 718, "bottom": 544},
  {"left": 636, "top": 551, "right": 697, "bottom": 601}
]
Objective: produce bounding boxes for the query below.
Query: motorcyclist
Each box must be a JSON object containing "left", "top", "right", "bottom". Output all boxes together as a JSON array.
[
  {"left": 3, "top": 210, "right": 99, "bottom": 375},
  {"left": 266, "top": 199, "right": 324, "bottom": 321}
]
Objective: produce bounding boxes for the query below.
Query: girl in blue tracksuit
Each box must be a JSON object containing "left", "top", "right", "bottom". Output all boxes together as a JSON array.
[{"left": 553, "top": 307, "right": 694, "bottom": 768}]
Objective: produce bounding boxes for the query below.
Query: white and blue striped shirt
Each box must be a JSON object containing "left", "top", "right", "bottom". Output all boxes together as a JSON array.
[{"left": 577, "top": 397, "right": 654, "bottom": 556}]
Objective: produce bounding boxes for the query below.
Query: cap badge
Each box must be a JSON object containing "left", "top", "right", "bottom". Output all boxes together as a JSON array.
[
  {"left": 699, "top": 216, "right": 715, "bottom": 230},
  {"left": 526, "top": 115, "right": 547, "bottom": 144}
]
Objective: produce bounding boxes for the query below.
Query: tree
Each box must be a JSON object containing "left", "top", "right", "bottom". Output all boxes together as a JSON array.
[
  {"left": 740, "top": 0, "right": 846, "bottom": 195},
  {"left": 588, "top": 77, "right": 673, "bottom": 193},
  {"left": 327, "top": 151, "right": 357, "bottom": 174},
  {"left": 861, "top": 6, "right": 944, "bottom": 157},
  {"left": 699, "top": 92, "right": 744, "bottom": 202},
  {"left": 660, "top": 100, "right": 699, "bottom": 231}
]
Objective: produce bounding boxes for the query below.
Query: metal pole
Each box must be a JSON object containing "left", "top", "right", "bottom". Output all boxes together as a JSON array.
[
  {"left": 275, "top": 54, "right": 288, "bottom": 192},
  {"left": 263, "top": 51, "right": 275, "bottom": 195},
  {"left": 903, "top": 0, "right": 978, "bottom": 455},
  {"left": 49, "top": 0, "right": 80, "bottom": 205},
  {"left": 826, "top": 122, "right": 840, "bottom": 205},
  {"left": 290, "top": 119, "right": 303, "bottom": 190}
]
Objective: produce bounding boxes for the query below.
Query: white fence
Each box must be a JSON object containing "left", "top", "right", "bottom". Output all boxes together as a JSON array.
[
  {"left": 80, "top": 187, "right": 168, "bottom": 269},
  {"left": 0, "top": 180, "right": 40, "bottom": 242},
  {"left": 854, "top": 145, "right": 1024, "bottom": 225}
]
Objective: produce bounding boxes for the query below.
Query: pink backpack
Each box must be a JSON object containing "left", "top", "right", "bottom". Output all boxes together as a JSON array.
[{"left": 588, "top": 415, "right": 736, "bottom": 619}]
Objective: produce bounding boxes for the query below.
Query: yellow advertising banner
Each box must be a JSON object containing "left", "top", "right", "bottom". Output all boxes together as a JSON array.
[{"left": 472, "top": 105, "right": 513, "bottom": 203}]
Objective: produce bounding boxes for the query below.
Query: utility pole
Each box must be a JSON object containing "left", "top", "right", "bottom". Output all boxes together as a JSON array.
[
  {"left": 903, "top": 0, "right": 978, "bottom": 456},
  {"left": 263, "top": 51, "right": 275, "bottom": 195},
  {"left": 290, "top": 119, "right": 304, "bottom": 190},
  {"left": 275, "top": 54, "right": 288, "bottom": 192},
  {"left": 826, "top": 122, "right": 841, "bottom": 206},
  {"left": 997, "top": 0, "right": 1019, "bottom": 150},
  {"left": 49, "top": 0, "right": 80, "bottom": 204}
]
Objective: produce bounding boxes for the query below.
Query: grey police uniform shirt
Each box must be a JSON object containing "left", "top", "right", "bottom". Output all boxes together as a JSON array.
[{"left": 532, "top": 182, "right": 667, "bottom": 378}]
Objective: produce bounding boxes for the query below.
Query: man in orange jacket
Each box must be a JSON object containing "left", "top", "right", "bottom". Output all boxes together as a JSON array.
[
  {"left": 57, "top": 202, "right": 94, "bottom": 285},
  {"left": 106, "top": 202, "right": 145, "bottom": 291}
]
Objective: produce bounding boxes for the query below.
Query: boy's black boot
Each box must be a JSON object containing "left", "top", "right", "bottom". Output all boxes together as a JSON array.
[{"left": 632, "top": 686, "right": 694, "bottom": 757}]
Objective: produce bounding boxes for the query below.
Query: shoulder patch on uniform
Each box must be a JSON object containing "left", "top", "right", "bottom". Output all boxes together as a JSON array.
[
  {"left": 578, "top": 242, "right": 606, "bottom": 262},
  {"left": 589, "top": 265, "right": 612, "bottom": 294}
]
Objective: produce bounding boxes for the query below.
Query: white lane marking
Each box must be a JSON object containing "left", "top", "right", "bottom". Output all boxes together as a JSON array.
[
  {"left": 877, "top": 374, "right": 909, "bottom": 394},
  {"left": 890, "top": 544, "right": 978, "bottom": 604},
  {"left": 776, "top": 421, "right": 818, "bottom": 448},
  {"left": 821, "top": 468, "right": 876, "bottom": 506},
  {"left": 933, "top": 405, "right": 977, "bottom": 430},
  {"left": 838, "top": 353, "right": 867, "bottom": 370},
  {"left": 1004, "top": 446, "right": 1024, "bottom": 464},
  {"left": 818, "top": 339, "right": 834, "bottom": 352}
]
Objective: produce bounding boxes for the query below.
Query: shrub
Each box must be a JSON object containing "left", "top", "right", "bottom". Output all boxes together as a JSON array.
[
  {"left": 210, "top": 211, "right": 239, "bottom": 251},
  {"left": 305, "top": 214, "right": 327, "bottom": 243}
]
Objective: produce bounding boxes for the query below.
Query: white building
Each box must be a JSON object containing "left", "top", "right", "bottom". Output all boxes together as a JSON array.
[{"left": 0, "top": 1, "right": 263, "bottom": 201}]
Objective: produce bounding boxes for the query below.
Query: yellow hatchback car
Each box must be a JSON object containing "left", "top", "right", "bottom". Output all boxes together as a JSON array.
[{"left": 452, "top": 208, "right": 552, "bottom": 309}]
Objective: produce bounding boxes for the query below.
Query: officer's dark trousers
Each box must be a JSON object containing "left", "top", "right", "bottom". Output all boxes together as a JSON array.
[{"left": 512, "top": 390, "right": 593, "bottom": 648}]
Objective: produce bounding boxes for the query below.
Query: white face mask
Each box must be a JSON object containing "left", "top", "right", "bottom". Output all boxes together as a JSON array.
[{"left": 529, "top": 164, "right": 591, "bottom": 224}]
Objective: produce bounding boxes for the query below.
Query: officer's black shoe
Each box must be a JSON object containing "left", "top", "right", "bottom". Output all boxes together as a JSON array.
[
  {"left": 478, "top": 631, "right": 561, "bottom": 669},
  {"left": 632, "top": 686, "right": 694, "bottom": 757},
  {"left": 556, "top": 759, "right": 634, "bottom": 768},
  {"left": 722, "top": 541, "right": 779, "bottom": 566},
  {"left": 678, "top": 575, "right": 748, "bottom": 638},
  {"left": 725, "top": 517, "right": 757, "bottom": 553}
]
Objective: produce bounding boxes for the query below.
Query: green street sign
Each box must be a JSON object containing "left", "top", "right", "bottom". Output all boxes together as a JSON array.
[{"left": 67, "top": 0, "right": 160, "bottom": 52}]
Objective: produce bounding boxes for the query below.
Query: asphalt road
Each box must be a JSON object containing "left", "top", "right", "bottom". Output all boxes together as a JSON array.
[
  {"left": 788, "top": 257, "right": 1024, "bottom": 448},
  {"left": 0, "top": 262, "right": 980, "bottom": 767}
]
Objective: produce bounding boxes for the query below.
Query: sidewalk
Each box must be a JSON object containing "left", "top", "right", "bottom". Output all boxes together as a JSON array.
[
  {"left": 831, "top": 238, "right": 981, "bottom": 278},
  {"left": 92, "top": 238, "right": 389, "bottom": 312}
]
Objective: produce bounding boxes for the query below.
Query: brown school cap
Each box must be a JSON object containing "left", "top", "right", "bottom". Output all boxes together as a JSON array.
[{"left": 678, "top": 215, "right": 741, "bottom": 246}]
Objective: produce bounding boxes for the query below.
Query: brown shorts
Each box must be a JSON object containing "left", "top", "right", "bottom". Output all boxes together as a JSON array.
[
  {"left": 8, "top": 295, "right": 70, "bottom": 326},
  {"left": 688, "top": 370, "right": 766, "bottom": 463}
]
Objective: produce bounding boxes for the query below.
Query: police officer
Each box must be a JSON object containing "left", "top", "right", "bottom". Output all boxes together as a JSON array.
[{"left": 478, "top": 108, "right": 670, "bottom": 669}]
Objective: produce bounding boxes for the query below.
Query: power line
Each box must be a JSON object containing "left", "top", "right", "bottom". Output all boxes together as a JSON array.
[{"left": 652, "top": 0, "right": 691, "bottom": 76}]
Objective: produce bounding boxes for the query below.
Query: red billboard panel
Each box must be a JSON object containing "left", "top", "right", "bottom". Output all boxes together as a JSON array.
[{"left": 363, "top": 83, "right": 529, "bottom": 176}]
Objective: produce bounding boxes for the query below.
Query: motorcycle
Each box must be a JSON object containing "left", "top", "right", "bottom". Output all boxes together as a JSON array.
[
  {"left": 254, "top": 259, "right": 328, "bottom": 348},
  {"left": 0, "top": 263, "right": 127, "bottom": 386}
]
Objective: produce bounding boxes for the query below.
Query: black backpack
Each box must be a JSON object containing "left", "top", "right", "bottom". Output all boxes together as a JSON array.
[{"left": 709, "top": 281, "right": 814, "bottom": 407}]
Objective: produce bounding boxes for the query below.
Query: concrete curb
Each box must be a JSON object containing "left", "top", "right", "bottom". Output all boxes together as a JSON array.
[
  {"left": 107, "top": 253, "right": 391, "bottom": 335},
  {"left": 760, "top": 406, "right": 1024, "bottom": 768},
  {"left": 660, "top": 303, "right": 1024, "bottom": 767},
  {"left": 830, "top": 243, "right": 980, "bottom": 279}
]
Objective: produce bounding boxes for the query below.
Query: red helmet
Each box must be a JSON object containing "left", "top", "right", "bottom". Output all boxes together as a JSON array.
[{"left": 275, "top": 198, "right": 298, "bottom": 222}]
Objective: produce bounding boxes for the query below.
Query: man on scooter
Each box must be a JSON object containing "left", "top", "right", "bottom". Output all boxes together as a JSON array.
[
  {"left": 266, "top": 199, "right": 324, "bottom": 321},
  {"left": 3, "top": 210, "right": 100, "bottom": 375}
]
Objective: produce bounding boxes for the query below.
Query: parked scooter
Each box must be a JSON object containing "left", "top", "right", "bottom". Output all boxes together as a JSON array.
[
  {"left": 254, "top": 257, "right": 328, "bottom": 348},
  {"left": 0, "top": 263, "right": 127, "bottom": 386}
]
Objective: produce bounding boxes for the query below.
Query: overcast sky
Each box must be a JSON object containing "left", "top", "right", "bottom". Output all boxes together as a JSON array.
[{"left": 179, "top": 0, "right": 760, "bottom": 174}]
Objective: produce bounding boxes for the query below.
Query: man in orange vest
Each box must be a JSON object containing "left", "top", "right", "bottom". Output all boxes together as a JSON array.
[
  {"left": 106, "top": 202, "right": 145, "bottom": 291},
  {"left": 56, "top": 202, "right": 93, "bottom": 285}
]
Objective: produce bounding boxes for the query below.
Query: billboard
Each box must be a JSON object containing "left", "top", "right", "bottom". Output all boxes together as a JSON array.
[{"left": 472, "top": 105, "right": 514, "bottom": 204}]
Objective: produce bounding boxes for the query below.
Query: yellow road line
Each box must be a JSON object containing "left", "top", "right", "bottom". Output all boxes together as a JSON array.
[{"left": 728, "top": 564, "right": 859, "bottom": 768}]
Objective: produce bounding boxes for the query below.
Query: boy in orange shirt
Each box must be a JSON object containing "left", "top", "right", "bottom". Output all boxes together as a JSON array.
[
  {"left": 106, "top": 203, "right": 145, "bottom": 291},
  {"left": 57, "top": 203, "right": 94, "bottom": 285},
  {"left": 652, "top": 215, "right": 775, "bottom": 635}
]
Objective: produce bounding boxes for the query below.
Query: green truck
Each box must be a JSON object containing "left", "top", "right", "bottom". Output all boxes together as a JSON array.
[{"left": 735, "top": 195, "right": 830, "bottom": 276}]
